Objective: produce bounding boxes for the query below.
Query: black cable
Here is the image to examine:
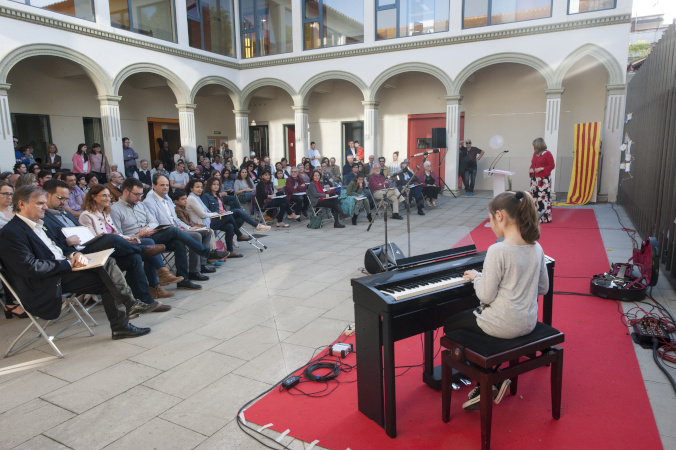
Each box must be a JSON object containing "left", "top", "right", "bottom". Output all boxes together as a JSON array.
[
  {"left": 653, "top": 339, "right": 676, "bottom": 393},
  {"left": 610, "top": 203, "right": 639, "bottom": 248}
]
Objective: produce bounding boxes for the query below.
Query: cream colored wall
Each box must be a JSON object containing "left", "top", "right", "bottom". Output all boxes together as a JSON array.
[
  {"left": 557, "top": 57, "right": 608, "bottom": 195},
  {"left": 7, "top": 60, "right": 100, "bottom": 169},
  {"left": 460, "top": 63, "right": 548, "bottom": 192},
  {"left": 118, "top": 80, "right": 179, "bottom": 162},
  {"left": 194, "top": 94, "right": 236, "bottom": 154},
  {"left": 307, "top": 81, "right": 364, "bottom": 162},
  {"left": 377, "top": 73, "right": 447, "bottom": 159},
  {"left": 248, "top": 90, "right": 294, "bottom": 162}
]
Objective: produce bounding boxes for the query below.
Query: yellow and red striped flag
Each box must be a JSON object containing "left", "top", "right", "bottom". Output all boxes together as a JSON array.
[{"left": 554, "top": 122, "right": 600, "bottom": 206}]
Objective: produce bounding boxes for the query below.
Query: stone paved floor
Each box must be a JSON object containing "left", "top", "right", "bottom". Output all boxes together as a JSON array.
[{"left": 0, "top": 192, "right": 674, "bottom": 449}]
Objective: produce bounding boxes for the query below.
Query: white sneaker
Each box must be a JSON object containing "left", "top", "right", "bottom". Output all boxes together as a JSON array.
[{"left": 494, "top": 379, "right": 511, "bottom": 404}]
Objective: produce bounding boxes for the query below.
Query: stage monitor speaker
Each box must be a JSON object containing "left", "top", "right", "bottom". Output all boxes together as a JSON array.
[
  {"left": 432, "top": 128, "right": 446, "bottom": 149},
  {"left": 364, "top": 243, "right": 405, "bottom": 274}
]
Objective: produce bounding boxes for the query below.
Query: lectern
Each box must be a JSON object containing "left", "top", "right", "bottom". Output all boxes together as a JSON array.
[{"left": 483, "top": 169, "right": 515, "bottom": 197}]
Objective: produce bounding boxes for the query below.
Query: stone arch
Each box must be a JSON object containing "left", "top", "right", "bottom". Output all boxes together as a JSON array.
[
  {"left": 452, "top": 53, "right": 555, "bottom": 94},
  {"left": 368, "top": 62, "right": 453, "bottom": 102},
  {"left": 241, "top": 78, "right": 298, "bottom": 109},
  {"left": 190, "top": 76, "right": 242, "bottom": 108},
  {"left": 554, "top": 44, "right": 624, "bottom": 87},
  {"left": 0, "top": 43, "right": 112, "bottom": 96},
  {"left": 113, "top": 63, "right": 190, "bottom": 104},
  {"left": 298, "top": 71, "right": 368, "bottom": 106}
]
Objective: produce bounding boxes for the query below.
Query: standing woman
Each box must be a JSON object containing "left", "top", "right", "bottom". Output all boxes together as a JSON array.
[
  {"left": 42, "top": 144, "right": 62, "bottom": 174},
  {"left": 72, "top": 143, "right": 90, "bottom": 174},
  {"left": 529, "top": 138, "right": 555, "bottom": 223},
  {"left": 89, "top": 143, "right": 110, "bottom": 184}
]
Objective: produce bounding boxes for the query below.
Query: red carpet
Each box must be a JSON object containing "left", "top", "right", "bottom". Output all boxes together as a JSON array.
[{"left": 245, "top": 209, "right": 661, "bottom": 449}]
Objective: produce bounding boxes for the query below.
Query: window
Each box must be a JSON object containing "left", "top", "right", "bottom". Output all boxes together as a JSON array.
[
  {"left": 11, "top": 0, "right": 95, "bottom": 21},
  {"left": 83, "top": 118, "right": 105, "bottom": 153},
  {"left": 11, "top": 113, "right": 52, "bottom": 163},
  {"left": 376, "top": 0, "right": 449, "bottom": 41},
  {"left": 187, "top": 0, "right": 236, "bottom": 57},
  {"left": 240, "top": 0, "right": 293, "bottom": 58},
  {"left": 110, "top": 0, "right": 177, "bottom": 42},
  {"left": 304, "top": 0, "right": 364, "bottom": 50},
  {"left": 463, "top": 0, "right": 552, "bottom": 29},
  {"left": 568, "top": 0, "right": 615, "bottom": 15}
]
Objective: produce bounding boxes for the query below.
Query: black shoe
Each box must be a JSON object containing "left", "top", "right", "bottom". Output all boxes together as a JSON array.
[
  {"left": 352, "top": 215, "right": 358, "bottom": 225},
  {"left": 391, "top": 213, "right": 403, "bottom": 220},
  {"left": 201, "top": 265, "right": 217, "bottom": 274},
  {"left": 126, "top": 300, "right": 159, "bottom": 318},
  {"left": 112, "top": 323, "right": 151, "bottom": 340},
  {"left": 189, "top": 272, "right": 209, "bottom": 281},
  {"left": 177, "top": 280, "right": 202, "bottom": 290},
  {"left": 334, "top": 222, "right": 345, "bottom": 228},
  {"left": 418, "top": 209, "right": 425, "bottom": 216},
  {"left": 208, "top": 250, "right": 229, "bottom": 261},
  {"left": 367, "top": 214, "right": 373, "bottom": 222}
]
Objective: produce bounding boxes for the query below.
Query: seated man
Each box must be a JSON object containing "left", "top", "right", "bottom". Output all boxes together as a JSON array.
[
  {"left": 106, "top": 171, "right": 125, "bottom": 203},
  {"left": 329, "top": 157, "right": 342, "bottom": 183},
  {"left": 41, "top": 180, "right": 179, "bottom": 304},
  {"left": 320, "top": 162, "right": 339, "bottom": 189},
  {"left": 111, "top": 177, "right": 225, "bottom": 290},
  {"left": 378, "top": 157, "right": 391, "bottom": 178},
  {"left": 0, "top": 185, "right": 154, "bottom": 339},
  {"left": 343, "top": 154, "right": 355, "bottom": 176},
  {"left": 343, "top": 163, "right": 360, "bottom": 187},
  {"left": 368, "top": 164, "right": 403, "bottom": 220},
  {"left": 143, "top": 175, "right": 227, "bottom": 281},
  {"left": 393, "top": 161, "right": 425, "bottom": 216}
]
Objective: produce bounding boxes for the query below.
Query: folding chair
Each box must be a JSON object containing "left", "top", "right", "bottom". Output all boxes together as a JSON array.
[
  {"left": 161, "top": 251, "right": 176, "bottom": 274},
  {"left": 308, "top": 201, "right": 334, "bottom": 226},
  {"left": 253, "top": 196, "right": 277, "bottom": 225},
  {"left": 0, "top": 267, "right": 96, "bottom": 359}
]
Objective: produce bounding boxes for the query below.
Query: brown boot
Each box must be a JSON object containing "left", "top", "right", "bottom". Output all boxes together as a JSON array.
[
  {"left": 150, "top": 285, "right": 175, "bottom": 299},
  {"left": 157, "top": 267, "right": 184, "bottom": 286}
]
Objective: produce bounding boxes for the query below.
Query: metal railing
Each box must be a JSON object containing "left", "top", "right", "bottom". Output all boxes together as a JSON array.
[{"left": 619, "top": 24, "right": 676, "bottom": 284}]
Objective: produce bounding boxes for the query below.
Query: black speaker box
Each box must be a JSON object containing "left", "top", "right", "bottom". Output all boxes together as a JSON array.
[
  {"left": 364, "top": 243, "right": 405, "bottom": 274},
  {"left": 432, "top": 128, "right": 446, "bottom": 148}
]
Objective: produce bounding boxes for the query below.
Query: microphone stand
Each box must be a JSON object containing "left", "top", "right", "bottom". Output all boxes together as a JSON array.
[
  {"left": 487, "top": 150, "right": 509, "bottom": 173},
  {"left": 437, "top": 148, "right": 457, "bottom": 198},
  {"left": 367, "top": 187, "right": 391, "bottom": 272},
  {"left": 398, "top": 155, "right": 426, "bottom": 257}
]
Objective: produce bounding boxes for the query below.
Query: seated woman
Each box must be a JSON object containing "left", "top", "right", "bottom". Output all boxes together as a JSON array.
[
  {"left": 298, "top": 163, "right": 311, "bottom": 184},
  {"left": 307, "top": 170, "right": 345, "bottom": 228},
  {"left": 234, "top": 168, "right": 255, "bottom": 206},
  {"left": 85, "top": 172, "right": 99, "bottom": 191},
  {"left": 419, "top": 161, "right": 441, "bottom": 207},
  {"left": 212, "top": 154, "right": 224, "bottom": 173},
  {"left": 173, "top": 188, "right": 220, "bottom": 266},
  {"left": 79, "top": 184, "right": 175, "bottom": 299},
  {"left": 273, "top": 169, "right": 287, "bottom": 196},
  {"left": 285, "top": 166, "right": 310, "bottom": 217},
  {"left": 150, "top": 160, "right": 170, "bottom": 179},
  {"left": 246, "top": 161, "right": 258, "bottom": 184},
  {"left": 345, "top": 173, "right": 372, "bottom": 225},
  {"left": 255, "top": 171, "right": 299, "bottom": 228},
  {"left": 444, "top": 191, "right": 549, "bottom": 410}
]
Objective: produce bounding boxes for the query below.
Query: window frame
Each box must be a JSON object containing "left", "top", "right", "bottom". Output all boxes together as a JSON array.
[
  {"left": 567, "top": 0, "right": 616, "bottom": 15},
  {"left": 461, "top": 0, "right": 554, "bottom": 30},
  {"left": 239, "top": 0, "right": 293, "bottom": 58},
  {"left": 303, "top": 0, "right": 364, "bottom": 50},
  {"left": 12, "top": 0, "right": 96, "bottom": 22},
  {"left": 111, "top": 0, "right": 178, "bottom": 43},
  {"left": 376, "top": 0, "right": 449, "bottom": 41},
  {"left": 187, "top": 0, "right": 236, "bottom": 56}
]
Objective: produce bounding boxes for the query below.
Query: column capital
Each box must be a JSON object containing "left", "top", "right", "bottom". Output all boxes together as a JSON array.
[
  {"left": 292, "top": 106, "right": 309, "bottom": 113},
  {"left": 0, "top": 83, "right": 11, "bottom": 93},
  {"left": 544, "top": 88, "right": 565, "bottom": 99},
  {"left": 445, "top": 95, "right": 463, "bottom": 104},
  {"left": 606, "top": 84, "right": 626, "bottom": 95},
  {"left": 175, "top": 103, "right": 197, "bottom": 112},
  {"left": 233, "top": 109, "right": 250, "bottom": 117},
  {"left": 361, "top": 101, "right": 380, "bottom": 109},
  {"left": 97, "top": 95, "right": 122, "bottom": 104}
]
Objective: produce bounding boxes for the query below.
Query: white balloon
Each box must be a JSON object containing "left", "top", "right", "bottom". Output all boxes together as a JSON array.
[{"left": 489, "top": 135, "right": 504, "bottom": 150}]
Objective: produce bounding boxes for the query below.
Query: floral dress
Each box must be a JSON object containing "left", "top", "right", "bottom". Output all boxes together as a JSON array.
[{"left": 529, "top": 150, "right": 555, "bottom": 223}]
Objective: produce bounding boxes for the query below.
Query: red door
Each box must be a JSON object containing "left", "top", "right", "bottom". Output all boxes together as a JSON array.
[
  {"left": 285, "top": 125, "right": 296, "bottom": 165},
  {"left": 407, "top": 113, "right": 446, "bottom": 177}
]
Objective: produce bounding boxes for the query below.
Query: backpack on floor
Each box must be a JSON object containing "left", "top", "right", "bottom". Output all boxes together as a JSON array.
[{"left": 307, "top": 214, "right": 323, "bottom": 229}]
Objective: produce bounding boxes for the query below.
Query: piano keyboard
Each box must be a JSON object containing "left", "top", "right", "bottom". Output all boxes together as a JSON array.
[{"left": 379, "top": 275, "right": 471, "bottom": 301}]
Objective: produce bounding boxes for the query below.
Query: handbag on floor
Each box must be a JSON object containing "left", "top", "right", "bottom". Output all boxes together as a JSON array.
[{"left": 307, "top": 214, "right": 323, "bottom": 229}]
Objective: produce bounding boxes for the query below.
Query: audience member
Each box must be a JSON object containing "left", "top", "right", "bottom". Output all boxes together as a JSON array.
[
  {"left": 388, "top": 151, "right": 400, "bottom": 174},
  {"left": 307, "top": 170, "right": 345, "bottom": 228},
  {"left": 13, "top": 162, "right": 26, "bottom": 174},
  {"left": 169, "top": 161, "right": 189, "bottom": 191},
  {"left": 393, "top": 161, "right": 425, "bottom": 215},
  {"left": 72, "top": 143, "right": 90, "bottom": 174},
  {"left": 203, "top": 176, "right": 268, "bottom": 234},
  {"left": 15, "top": 174, "right": 38, "bottom": 189},
  {"left": 0, "top": 181, "right": 14, "bottom": 228},
  {"left": 42, "top": 144, "right": 62, "bottom": 174},
  {"left": 369, "top": 164, "right": 403, "bottom": 220},
  {"left": 364, "top": 155, "right": 375, "bottom": 174},
  {"left": 85, "top": 172, "right": 99, "bottom": 190},
  {"left": 329, "top": 157, "right": 342, "bottom": 182},
  {"left": 37, "top": 170, "right": 52, "bottom": 187},
  {"left": 256, "top": 171, "right": 299, "bottom": 228},
  {"left": 134, "top": 159, "right": 152, "bottom": 188},
  {"left": 28, "top": 163, "right": 41, "bottom": 176},
  {"left": 63, "top": 172, "right": 83, "bottom": 218},
  {"left": 343, "top": 154, "right": 355, "bottom": 175},
  {"left": 419, "top": 160, "right": 441, "bottom": 207},
  {"left": 8, "top": 174, "right": 19, "bottom": 187},
  {"left": 151, "top": 160, "right": 170, "bottom": 179},
  {"left": 212, "top": 154, "right": 224, "bottom": 173},
  {"left": 122, "top": 137, "right": 139, "bottom": 178},
  {"left": 378, "top": 157, "right": 391, "bottom": 178},
  {"left": 106, "top": 171, "right": 124, "bottom": 203},
  {"left": 174, "top": 146, "right": 188, "bottom": 166},
  {"left": 285, "top": 166, "right": 310, "bottom": 217},
  {"left": 89, "top": 143, "right": 110, "bottom": 184},
  {"left": 354, "top": 140, "right": 364, "bottom": 161},
  {"left": 13, "top": 137, "right": 21, "bottom": 162},
  {"left": 346, "top": 173, "right": 371, "bottom": 225}
]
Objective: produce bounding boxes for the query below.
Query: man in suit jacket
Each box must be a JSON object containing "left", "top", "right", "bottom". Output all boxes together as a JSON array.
[
  {"left": 0, "top": 185, "right": 154, "bottom": 339},
  {"left": 106, "top": 171, "right": 124, "bottom": 203}
]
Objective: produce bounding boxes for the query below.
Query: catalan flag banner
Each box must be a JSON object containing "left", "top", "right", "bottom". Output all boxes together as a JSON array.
[{"left": 554, "top": 122, "right": 600, "bottom": 206}]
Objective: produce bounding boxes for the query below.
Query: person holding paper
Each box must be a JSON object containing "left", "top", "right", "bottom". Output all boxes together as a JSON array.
[
  {"left": 345, "top": 174, "right": 372, "bottom": 225},
  {"left": 0, "top": 185, "right": 156, "bottom": 339},
  {"left": 284, "top": 166, "right": 310, "bottom": 217},
  {"left": 393, "top": 161, "right": 425, "bottom": 216},
  {"left": 256, "top": 171, "right": 300, "bottom": 228},
  {"left": 419, "top": 161, "right": 441, "bottom": 207},
  {"left": 368, "top": 164, "right": 403, "bottom": 220},
  {"left": 528, "top": 138, "right": 555, "bottom": 224},
  {"left": 307, "top": 170, "right": 345, "bottom": 228}
]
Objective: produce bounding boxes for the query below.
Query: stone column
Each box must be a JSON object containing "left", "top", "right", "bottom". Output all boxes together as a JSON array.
[
  {"left": 600, "top": 84, "right": 626, "bottom": 203},
  {"left": 293, "top": 106, "right": 309, "bottom": 161},
  {"left": 234, "top": 109, "right": 250, "bottom": 164},
  {"left": 0, "top": 84, "right": 14, "bottom": 171},
  {"left": 544, "top": 88, "right": 564, "bottom": 197},
  {"left": 362, "top": 101, "right": 379, "bottom": 158},
  {"left": 97, "top": 95, "right": 124, "bottom": 168},
  {"left": 444, "top": 95, "right": 462, "bottom": 193},
  {"left": 177, "top": 103, "right": 197, "bottom": 164}
]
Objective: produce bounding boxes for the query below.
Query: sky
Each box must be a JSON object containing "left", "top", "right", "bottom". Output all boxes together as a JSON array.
[{"left": 632, "top": 0, "right": 676, "bottom": 23}]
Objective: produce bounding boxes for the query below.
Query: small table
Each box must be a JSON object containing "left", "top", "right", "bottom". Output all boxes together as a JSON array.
[{"left": 484, "top": 169, "right": 515, "bottom": 197}]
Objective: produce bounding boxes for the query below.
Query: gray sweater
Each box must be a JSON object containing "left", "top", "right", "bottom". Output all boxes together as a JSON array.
[{"left": 473, "top": 241, "right": 549, "bottom": 339}]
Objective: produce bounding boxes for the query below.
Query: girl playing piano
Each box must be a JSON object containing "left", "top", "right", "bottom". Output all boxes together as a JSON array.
[{"left": 444, "top": 190, "right": 549, "bottom": 410}]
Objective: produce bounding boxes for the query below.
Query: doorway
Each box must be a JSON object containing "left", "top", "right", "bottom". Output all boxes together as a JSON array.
[
  {"left": 147, "top": 118, "right": 180, "bottom": 162},
  {"left": 342, "top": 121, "right": 364, "bottom": 164},
  {"left": 249, "top": 125, "right": 269, "bottom": 160},
  {"left": 284, "top": 124, "right": 296, "bottom": 165},
  {"left": 11, "top": 113, "right": 52, "bottom": 163}
]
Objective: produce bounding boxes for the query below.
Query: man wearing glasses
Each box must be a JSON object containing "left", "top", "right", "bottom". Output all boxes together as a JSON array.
[{"left": 459, "top": 139, "right": 484, "bottom": 196}]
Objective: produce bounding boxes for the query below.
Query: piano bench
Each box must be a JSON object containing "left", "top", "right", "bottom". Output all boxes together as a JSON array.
[{"left": 440, "top": 323, "right": 565, "bottom": 450}]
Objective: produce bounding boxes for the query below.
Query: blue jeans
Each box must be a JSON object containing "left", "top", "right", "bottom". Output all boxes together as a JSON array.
[{"left": 464, "top": 167, "right": 477, "bottom": 193}]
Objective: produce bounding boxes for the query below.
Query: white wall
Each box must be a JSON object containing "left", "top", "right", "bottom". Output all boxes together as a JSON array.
[
  {"left": 247, "top": 89, "right": 294, "bottom": 162},
  {"left": 194, "top": 92, "right": 236, "bottom": 153}
]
